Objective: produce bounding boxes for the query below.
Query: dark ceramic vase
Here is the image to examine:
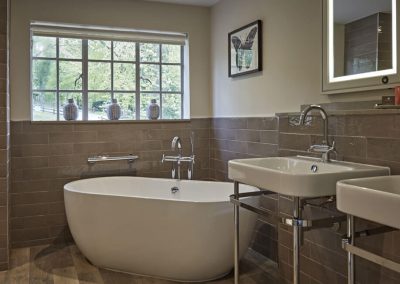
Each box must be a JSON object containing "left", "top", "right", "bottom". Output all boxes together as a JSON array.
[
  {"left": 107, "top": 99, "right": 121, "bottom": 120},
  {"left": 63, "top": 99, "right": 78, "bottom": 121}
]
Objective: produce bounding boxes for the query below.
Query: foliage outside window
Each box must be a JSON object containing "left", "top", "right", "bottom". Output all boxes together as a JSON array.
[{"left": 31, "top": 35, "right": 184, "bottom": 121}]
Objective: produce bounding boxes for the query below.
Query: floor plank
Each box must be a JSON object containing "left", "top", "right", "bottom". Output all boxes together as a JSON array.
[
  {"left": 0, "top": 270, "right": 8, "bottom": 283},
  {"left": 6, "top": 247, "right": 30, "bottom": 284},
  {"left": 30, "top": 243, "right": 75, "bottom": 284},
  {"left": 69, "top": 245, "right": 104, "bottom": 284},
  {"left": 0, "top": 244, "right": 282, "bottom": 284},
  {"left": 99, "top": 268, "right": 141, "bottom": 284},
  {"left": 52, "top": 266, "right": 79, "bottom": 284}
]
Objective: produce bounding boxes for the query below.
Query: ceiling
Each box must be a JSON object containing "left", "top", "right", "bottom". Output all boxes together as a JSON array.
[{"left": 144, "top": 0, "right": 220, "bottom": 6}]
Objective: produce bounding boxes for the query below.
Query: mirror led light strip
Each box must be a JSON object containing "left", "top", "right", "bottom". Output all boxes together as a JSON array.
[{"left": 328, "top": 0, "right": 397, "bottom": 83}]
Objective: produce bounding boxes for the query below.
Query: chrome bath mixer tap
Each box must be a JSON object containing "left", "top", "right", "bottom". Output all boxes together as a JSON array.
[{"left": 162, "top": 135, "right": 195, "bottom": 180}]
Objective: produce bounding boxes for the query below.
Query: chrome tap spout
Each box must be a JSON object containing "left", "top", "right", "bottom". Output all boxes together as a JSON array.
[
  {"left": 171, "top": 136, "right": 182, "bottom": 155},
  {"left": 299, "top": 105, "right": 329, "bottom": 145},
  {"left": 299, "top": 105, "right": 336, "bottom": 162}
]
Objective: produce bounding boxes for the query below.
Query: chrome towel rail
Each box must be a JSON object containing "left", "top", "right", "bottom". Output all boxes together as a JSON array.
[{"left": 87, "top": 155, "right": 139, "bottom": 164}]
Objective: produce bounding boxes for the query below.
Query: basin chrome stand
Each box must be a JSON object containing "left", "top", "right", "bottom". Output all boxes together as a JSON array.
[
  {"left": 293, "top": 197, "right": 301, "bottom": 284},
  {"left": 342, "top": 215, "right": 399, "bottom": 284},
  {"left": 234, "top": 181, "right": 240, "bottom": 284},
  {"left": 231, "top": 181, "right": 346, "bottom": 284}
]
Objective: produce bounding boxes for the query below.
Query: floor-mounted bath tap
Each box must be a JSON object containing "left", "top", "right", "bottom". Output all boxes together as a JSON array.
[
  {"left": 299, "top": 104, "right": 337, "bottom": 162},
  {"left": 162, "top": 135, "right": 195, "bottom": 180}
]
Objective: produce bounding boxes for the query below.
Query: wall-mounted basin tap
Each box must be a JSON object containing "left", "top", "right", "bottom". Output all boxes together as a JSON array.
[{"left": 299, "top": 104, "right": 336, "bottom": 162}]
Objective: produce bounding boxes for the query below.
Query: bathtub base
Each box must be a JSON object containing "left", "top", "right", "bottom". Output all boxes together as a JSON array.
[{"left": 99, "top": 265, "right": 232, "bottom": 283}]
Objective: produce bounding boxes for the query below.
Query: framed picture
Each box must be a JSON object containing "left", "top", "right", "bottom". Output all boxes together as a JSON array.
[{"left": 228, "top": 20, "right": 262, "bottom": 77}]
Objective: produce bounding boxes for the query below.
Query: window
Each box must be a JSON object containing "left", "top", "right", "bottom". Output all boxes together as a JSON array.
[{"left": 31, "top": 23, "right": 187, "bottom": 121}]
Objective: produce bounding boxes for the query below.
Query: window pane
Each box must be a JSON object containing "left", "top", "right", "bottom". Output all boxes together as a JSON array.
[
  {"left": 162, "top": 45, "right": 181, "bottom": 63},
  {"left": 162, "top": 93, "right": 181, "bottom": 119},
  {"left": 88, "top": 40, "right": 111, "bottom": 60},
  {"left": 32, "top": 59, "right": 57, "bottom": 90},
  {"left": 114, "top": 93, "right": 135, "bottom": 120},
  {"left": 114, "top": 41, "right": 136, "bottom": 61},
  {"left": 88, "top": 62, "right": 111, "bottom": 90},
  {"left": 59, "top": 38, "right": 82, "bottom": 59},
  {"left": 162, "top": 65, "right": 181, "bottom": 92},
  {"left": 32, "top": 36, "right": 56, "bottom": 58},
  {"left": 140, "top": 93, "right": 159, "bottom": 120},
  {"left": 140, "top": 43, "right": 160, "bottom": 62},
  {"left": 114, "top": 63, "right": 135, "bottom": 91},
  {"left": 59, "top": 92, "right": 83, "bottom": 120},
  {"left": 140, "top": 64, "right": 160, "bottom": 91},
  {"left": 32, "top": 92, "right": 57, "bottom": 121},
  {"left": 88, "top": 92, "right": 111, "bottom": 120},
  {"left": 59, "top": 61, "right": 82, "bottom": 90}
]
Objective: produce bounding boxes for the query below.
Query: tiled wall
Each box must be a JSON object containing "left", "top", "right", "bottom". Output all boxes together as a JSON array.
[
  {"left": 345, "top": 13, "right": 379, "bottom": 75},
  {"left": 210, "top": 117, "right": 280, "bottom": 261},
  {"left": 377, "top": 13, "right": 392, "bottom": 71},
  {"left": 8, "top": 112, "right": 400, "bottom": 283},
  {"left": 0, "top": 0, "right": 9, "bottom": 271},
  {"left": 277, "top": 112, "right": 400, "bottom": 284},
  {"left": 10, "top": 119, "right": 210, "bottom": 248},
  {"left": 210, "top": 113, "right": 400, "bottom": 284}
]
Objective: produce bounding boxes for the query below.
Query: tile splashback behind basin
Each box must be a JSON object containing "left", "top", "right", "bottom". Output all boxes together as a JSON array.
[{"left": 210, "top": 113, "right": 400, "bottom": 284}]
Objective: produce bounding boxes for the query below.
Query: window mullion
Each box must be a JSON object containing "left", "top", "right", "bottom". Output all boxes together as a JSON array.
[
  {"left": 159, "top": 44, "right": 163, "bottom": 119},
  {"left": 180, "top": 45, "right": 184, "bottom": 119},
  {"left": 135, "top": 43, "right": 140, "bottom": 120},
  {"left": 82, "top": 39, "right": 89, "bottom": 120},
  {"left": 56, "top": 38, "right": 60, "bottom": 121},
  {"left": 111, "top": 41, "right": 114, "bottom": 100}
]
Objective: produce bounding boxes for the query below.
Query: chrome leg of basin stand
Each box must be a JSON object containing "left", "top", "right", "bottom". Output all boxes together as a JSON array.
[
  {"left": 347, "top": 215, "right": 355, "bottom": 284},
  {"left": 234, "top": 181, "right": 240, "bottom": 284},
  {"left": 293, "top": 197, "right": 301, "bottom": 284}
]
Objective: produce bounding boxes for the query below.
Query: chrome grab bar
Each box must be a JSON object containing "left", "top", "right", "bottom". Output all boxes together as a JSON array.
[{"left": 88, "top": 154, "right": 139, "bottom": 164}]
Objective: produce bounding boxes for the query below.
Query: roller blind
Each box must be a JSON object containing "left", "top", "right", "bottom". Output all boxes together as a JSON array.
[{"left": 30, "top": 21, "right": 188, "bottom": 45}]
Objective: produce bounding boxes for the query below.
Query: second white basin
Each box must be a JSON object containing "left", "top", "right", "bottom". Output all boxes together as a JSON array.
[
  {"left": 337, "top": 176, "right": 400, "bottom": 229},
  {"left": 228, "top": 156, "right": 390, "bottom": 197}
]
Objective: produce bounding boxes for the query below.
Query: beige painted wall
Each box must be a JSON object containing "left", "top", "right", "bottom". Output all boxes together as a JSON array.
[
  {"left": 210, "top": 0, "right": 390, "bottom": 117},
  {"left": 10, "top": 0, "right": 211, "bottom": 120}
]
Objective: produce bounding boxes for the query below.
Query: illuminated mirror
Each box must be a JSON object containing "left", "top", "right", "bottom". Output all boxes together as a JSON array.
[{"left": 323, "top": 0, "right": 400, "bottom": 93}]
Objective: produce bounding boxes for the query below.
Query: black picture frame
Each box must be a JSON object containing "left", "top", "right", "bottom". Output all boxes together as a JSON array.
[{"left": 228, "top": 20, "right": 262, "bottom": 78}]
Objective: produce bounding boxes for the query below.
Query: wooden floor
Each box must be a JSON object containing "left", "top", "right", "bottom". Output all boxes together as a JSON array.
[{"left": 0, "top": 243, "right": 282, "bottom": 284}]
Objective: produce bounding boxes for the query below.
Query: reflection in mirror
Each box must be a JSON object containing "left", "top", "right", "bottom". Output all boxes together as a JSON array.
[{"left": 330, "top": 0, "right": 396, "bottom": 82}]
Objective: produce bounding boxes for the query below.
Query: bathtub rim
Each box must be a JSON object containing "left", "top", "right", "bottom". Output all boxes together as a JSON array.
[{"left": 63, "top": 176, "right": 259, "bottom": 204}]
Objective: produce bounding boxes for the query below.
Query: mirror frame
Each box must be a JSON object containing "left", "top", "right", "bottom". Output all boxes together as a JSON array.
[{"left": 322, "top": 0, "right": 400, "bottom": 94}]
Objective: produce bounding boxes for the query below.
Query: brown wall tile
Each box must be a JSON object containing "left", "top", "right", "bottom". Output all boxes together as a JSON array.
[
  {"left": 0, "top": 0, "right": 8, "bottom": 271},
  {"left": 210, "top": 117, "right": 279, "bottom": 259},
  {"left": 10, "top": 119, "right": 211, "bottom": 248},
  {"left": 278, "top": 112, "right": 400, "bottom": 284},
  {"left": 9, "top": 111, "right": 400, "bottom": 281}
]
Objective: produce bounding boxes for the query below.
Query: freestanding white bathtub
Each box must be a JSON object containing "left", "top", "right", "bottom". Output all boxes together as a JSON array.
[{"left": 64, "top": 177, "right": 259, "bottom": 282}]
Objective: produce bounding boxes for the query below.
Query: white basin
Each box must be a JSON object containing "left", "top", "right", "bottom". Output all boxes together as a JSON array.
[
  {"left": 228, "top": 156, "right": 389, "bottom": 197},
  {"left": 337, "top": 176, "right": 400, "bottom": 229}
]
